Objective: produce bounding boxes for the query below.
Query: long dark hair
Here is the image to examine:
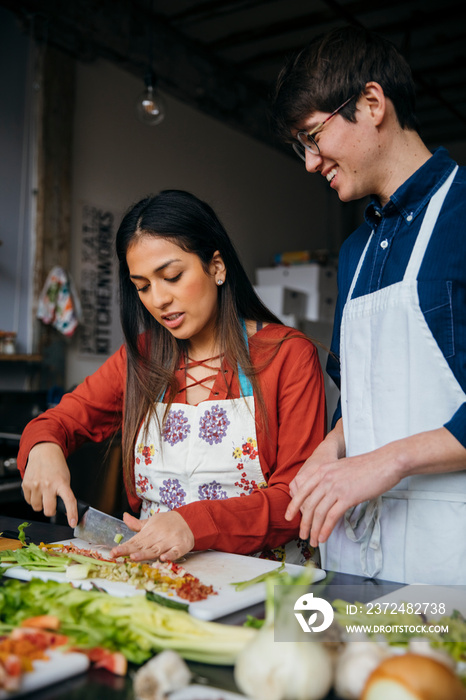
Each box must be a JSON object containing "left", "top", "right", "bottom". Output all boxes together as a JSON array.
[{"left": 116, "top": 189, "right": 282, "bottom": 496}]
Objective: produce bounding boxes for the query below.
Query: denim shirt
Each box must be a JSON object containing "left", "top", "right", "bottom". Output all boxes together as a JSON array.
[{"left": 327, "top": 148, "right": 466, "bottom": 447}]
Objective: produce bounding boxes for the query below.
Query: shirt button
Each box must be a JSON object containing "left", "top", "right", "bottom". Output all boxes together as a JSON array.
[
  {"left": 407, "top": 214, "right": 413, "bottom": 222},
  {"left": 380, "top": 239, "right": 389, "bottom": 249}
]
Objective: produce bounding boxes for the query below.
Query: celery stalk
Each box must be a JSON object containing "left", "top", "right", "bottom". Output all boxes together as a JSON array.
[{"left": 0, "top": 578, "right": 256, "bottom": 666}]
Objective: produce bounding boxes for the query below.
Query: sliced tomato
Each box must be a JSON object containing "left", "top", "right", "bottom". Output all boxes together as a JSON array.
[
  {"left": 94, "top": 651, "right": 127, "bottom": 676},
  {"left": 73, "top": 647, "right": 127, "bottom": 676},
  {"left": 20, "top": 615, "right": 61, "bottom": 631}
]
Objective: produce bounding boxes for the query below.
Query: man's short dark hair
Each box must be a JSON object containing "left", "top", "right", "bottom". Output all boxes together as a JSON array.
[{"left": 271, "top": 25, "right": 419, "bottom": 142}]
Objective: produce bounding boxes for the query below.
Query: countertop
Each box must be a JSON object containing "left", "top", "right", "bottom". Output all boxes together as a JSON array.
[{"left": 0, "top": 515, "right": 403, "bottom": 700}]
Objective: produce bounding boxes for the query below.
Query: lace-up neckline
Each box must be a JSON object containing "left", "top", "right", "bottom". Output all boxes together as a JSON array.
[{"left": 174, "top": 353, "right": 227, "bottom": 405}]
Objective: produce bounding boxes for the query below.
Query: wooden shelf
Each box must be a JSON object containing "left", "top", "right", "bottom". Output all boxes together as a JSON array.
[{"left": 0, "top": 354, "right": 42, "bottom": 363}]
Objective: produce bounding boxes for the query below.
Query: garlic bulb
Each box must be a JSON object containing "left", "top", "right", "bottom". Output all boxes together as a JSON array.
[
  {"left": 133, "top": 649, "right": 191, "bottom": 700},
  {"left": 334, "top": 641, "right": 390, "bottom": 699},
  {"left": 234, "top": 625, "right": 333, "bottom": 700}
]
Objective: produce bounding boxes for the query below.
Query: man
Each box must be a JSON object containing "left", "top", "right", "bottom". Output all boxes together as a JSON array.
[{"left": 271, "top": 26, "right": 466, "bottom": 584}]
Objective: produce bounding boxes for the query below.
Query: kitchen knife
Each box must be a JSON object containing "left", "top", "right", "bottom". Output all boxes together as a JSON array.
[{"left": 56, "top": 497, "right": 135, "bottom": 549}]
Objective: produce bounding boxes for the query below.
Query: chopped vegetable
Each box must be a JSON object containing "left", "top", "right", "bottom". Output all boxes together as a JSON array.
[
  {"left": 0, "top": 527, "right": 215, "bottom": 603},
  {"left": 114, "top": 533, "right": 124, "bottom": 544},
  {"left": 0, "top": 579, "right": 255, "bottom": 666},
  {"left": 244, "top": 614, "right": 265, "bottom": 629},
  {"left": 74, "top": 646, "right": 128, "bottom": 676},
  {"left": 19, "top": 615, "right": 61, "bottom": 631},
  {"left": 18, "top": 523, "right": 30, "bottom": 546}
]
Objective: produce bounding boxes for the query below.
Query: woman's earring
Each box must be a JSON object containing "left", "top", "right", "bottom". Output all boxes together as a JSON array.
[{"left": 217, "top": 279, "right": 224, "bottom": 286}]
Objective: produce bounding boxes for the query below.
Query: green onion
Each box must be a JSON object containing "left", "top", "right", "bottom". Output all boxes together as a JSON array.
[
  {"left": 146, "top": 590, "right": 189, "bottom": 612},
  {"left": 230, "top": 562, "right": 285, "bottom": 591}
]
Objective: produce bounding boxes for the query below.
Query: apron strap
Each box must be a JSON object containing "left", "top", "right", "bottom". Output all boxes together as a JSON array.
[
  {"left": 238, "top": 319, "right": 254, "bottom": 397},
  {"left": 345, "top": 163, "right": 458, "bottom": 301},
  {"left": 346, "top": 231, "right": 374, "bottom": 304},
  {"left": 403, "top": 165, "right": 458, "bottom": 281}
]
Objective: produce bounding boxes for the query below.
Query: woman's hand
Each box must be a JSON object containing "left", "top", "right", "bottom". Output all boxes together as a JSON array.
[
  {"left": 110, "top": 511, "right": 195, "bottom": 562},
  {"left": 21, "top": 442, "right": 78, "bottom": 527}
]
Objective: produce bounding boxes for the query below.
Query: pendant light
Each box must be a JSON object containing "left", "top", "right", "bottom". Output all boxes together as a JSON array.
[{"left": 136, "top": 70, "right": 165, "bottom": 126}]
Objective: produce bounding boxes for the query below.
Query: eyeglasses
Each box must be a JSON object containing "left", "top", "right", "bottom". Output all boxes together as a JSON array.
[{"left": 292, "top": 95, "right": 356, "bottom": 161}]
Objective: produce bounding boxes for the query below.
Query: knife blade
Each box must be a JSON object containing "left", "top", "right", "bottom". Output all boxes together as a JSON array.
[{"left": 56, "top": 497, "right": 134, "bottom": 549}]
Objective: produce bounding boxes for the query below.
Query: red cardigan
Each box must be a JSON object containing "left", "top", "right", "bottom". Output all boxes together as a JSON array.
[{"left": 18, "top": 324, "right": 326, "bottom": 555}]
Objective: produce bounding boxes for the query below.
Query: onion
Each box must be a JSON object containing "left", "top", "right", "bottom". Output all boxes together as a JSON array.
[
  {"left": 234, "top": 625, "right": 333, "bottom": 700},
  {"left": 361, "top": 653, "right": 466, "bottom": 700}
]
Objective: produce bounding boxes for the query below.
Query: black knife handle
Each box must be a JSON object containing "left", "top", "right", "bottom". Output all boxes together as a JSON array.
[{"left": 56, "top": 496, "right": 89, "bottom": 522}]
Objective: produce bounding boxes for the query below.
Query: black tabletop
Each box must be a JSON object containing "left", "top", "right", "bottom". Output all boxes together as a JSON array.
[{"left": 0, "top": 515, "right": 403, "bottom": 699}]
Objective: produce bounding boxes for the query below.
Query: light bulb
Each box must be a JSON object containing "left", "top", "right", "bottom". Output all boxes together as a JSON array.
[{"left": 136, "top": 80, "right": 165, "bottom": 126}]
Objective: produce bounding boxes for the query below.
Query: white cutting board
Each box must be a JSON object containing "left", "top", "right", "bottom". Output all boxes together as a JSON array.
[
  {"left": 3, "top": 538, "right": 325, "bottom": 621},
  {"left": 0, "top": 649, "right": 90, "bottom": 699}
]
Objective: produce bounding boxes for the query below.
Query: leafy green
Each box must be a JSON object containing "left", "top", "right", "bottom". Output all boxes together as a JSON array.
[
  {"left": 18, "top": 522, "right": 31, "bottom": 545},
  {"left": 0, "top": 542, "right": 72, "bottom": 572},
  {"left": 244, "top": 614, "right": 265, "bottom": 629},
  {"left": 431, "top": 610, "right": 466, "bottom": 663},
  {"left": 0, "top": 578, "right": 255, "bottom": 665}
]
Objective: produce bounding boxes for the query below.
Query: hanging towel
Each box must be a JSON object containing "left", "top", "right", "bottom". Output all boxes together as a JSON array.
[{"left": 37, "top": 266, "right": 81, "bottom": 337}]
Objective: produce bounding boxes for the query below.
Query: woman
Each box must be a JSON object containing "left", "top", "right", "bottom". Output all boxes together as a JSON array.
[{"left": 18, "top": 190, "right": 326, "bottom": 565}]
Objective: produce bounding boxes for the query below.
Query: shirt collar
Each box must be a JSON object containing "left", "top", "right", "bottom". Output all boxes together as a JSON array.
[{"left": 364, "top": 147, "right": 457, "bottom": 228}]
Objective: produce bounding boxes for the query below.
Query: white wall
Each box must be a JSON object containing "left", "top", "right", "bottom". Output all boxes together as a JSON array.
[{"left": 66, "top": 58, "right": 335, "bottom": 386}]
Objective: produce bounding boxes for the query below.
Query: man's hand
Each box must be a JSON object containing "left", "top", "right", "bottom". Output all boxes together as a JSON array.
[
  {"left": 21, "top": 442, "right": 78, "bottom": 527},
  {"left": 287, "top": 449, "right": 398, "bottom": 545},
  {"left": 110, "top": 511, "right": 195, "bottom": 562},
  {"left": 286, "top": 425, "right": 465, "bottom": 547}
]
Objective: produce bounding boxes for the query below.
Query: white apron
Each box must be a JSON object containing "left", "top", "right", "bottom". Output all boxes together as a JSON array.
[
  {"left": 134, "top": 349, "right": 313, "bottom": 565},
  {"left": 326, "top": 166, "right": 466, "bottom": 583}
]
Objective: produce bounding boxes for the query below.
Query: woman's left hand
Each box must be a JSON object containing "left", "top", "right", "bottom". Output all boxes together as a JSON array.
[{"left": 110, "top": 511, "right": 195, "bottom": 562}]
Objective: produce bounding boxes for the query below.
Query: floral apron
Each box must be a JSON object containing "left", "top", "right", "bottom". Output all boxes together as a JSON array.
[
  {"left": 134, "top": 335, "right": 312, "bottom": 565},
  {"left": 325, "top": 165, "right": 466, "bottom": 584}
]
